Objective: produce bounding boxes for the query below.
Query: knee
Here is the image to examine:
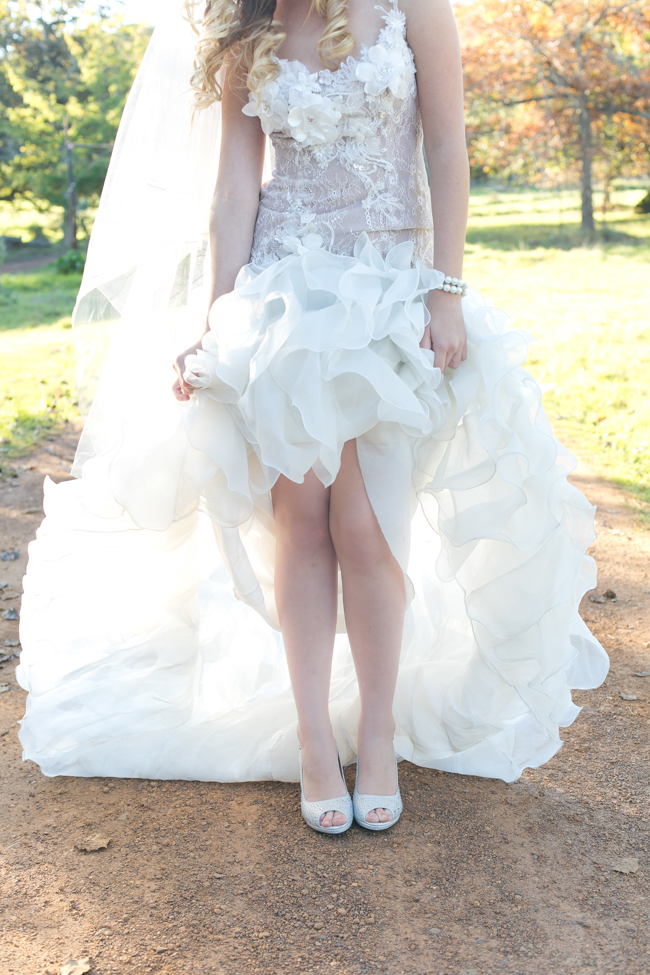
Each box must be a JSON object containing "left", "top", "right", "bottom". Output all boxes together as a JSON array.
[
  {"left": 330, "top": 507, "right": 388, "bottom": 570},
  {"left": 276, "top": 509, "right": 332, "bottom": 555}
]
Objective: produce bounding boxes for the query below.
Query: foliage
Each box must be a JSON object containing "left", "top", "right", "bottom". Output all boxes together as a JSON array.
[
  {"left": 54, "top": 248, "right": 85, "bottom": 273},
  {"left": 458, "top": 0, "right": 650, "bottom": 234},
  {"left": 0, "top": 198, "right": 66, "bottom": 243},
  {"left": 0, "top": 2, "right": 151, "bottom": 218}
]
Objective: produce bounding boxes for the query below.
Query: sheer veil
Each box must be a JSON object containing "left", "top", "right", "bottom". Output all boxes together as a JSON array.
[{"left": 71, "top": 0, "right": 272, "bottom": 478}]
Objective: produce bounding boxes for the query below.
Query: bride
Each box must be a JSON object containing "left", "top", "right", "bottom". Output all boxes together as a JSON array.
[{"left": 17, "top": 0, "right": 608, "bottom": 835}]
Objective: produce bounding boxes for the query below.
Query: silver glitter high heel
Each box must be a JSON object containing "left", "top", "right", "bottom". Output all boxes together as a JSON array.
[
  {"left": 353, "top": 756, "right": 402, "bottom": 831},
  {"left": 299, "top": 746, "right": 353, "bottom": 835}
]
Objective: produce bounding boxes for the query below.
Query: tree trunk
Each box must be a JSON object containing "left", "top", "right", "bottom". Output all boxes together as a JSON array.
[
  {"left": 601, "top": 176, "right": 611, "bottom": 223},
  {"left": 63, "top": 115, "right": 78, "bottom": 250},
  {"left": 579, "top": 102, "right": 595, "bottom": 236}
]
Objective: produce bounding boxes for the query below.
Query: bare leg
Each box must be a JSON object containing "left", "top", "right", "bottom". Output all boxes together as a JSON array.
[
  {"left": 329, "top": 440, "right": 406, "bottom": 824},
  {"left": 271, "top": 471, "right": 347, "bottom": 829}
]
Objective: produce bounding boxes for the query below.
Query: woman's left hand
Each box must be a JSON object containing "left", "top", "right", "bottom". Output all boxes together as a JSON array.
[
  {"left": 172, "top": 340, "right": 204, "bottom": 402},
  {"left": 420, "top": 290, "right": 467, "bottom": 373}
]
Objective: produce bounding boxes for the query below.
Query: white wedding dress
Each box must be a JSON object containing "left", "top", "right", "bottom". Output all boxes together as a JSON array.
[{"left": 17, "top": 0, "right": 608, "bottom": 783}]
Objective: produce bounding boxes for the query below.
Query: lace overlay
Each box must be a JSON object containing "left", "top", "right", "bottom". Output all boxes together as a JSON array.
[{"left": 245, "top": 0, "right": 433, "bottom": 267}]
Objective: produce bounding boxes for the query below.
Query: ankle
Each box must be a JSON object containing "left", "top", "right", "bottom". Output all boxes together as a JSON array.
[
  {"left": 297, "top": 726, "right": 336, "bottom": 750},
  {"left": 357, "top": 719, "right": 396, "bottom": 746}
]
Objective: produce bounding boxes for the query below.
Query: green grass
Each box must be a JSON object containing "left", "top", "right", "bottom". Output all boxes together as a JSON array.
[
  {"left": 1, "top": 187, "right": 649, "bottom": 509},
  {"left": 0, "top": 268, "right": 81, "bottom": 455},
  {"left": 464, "top": 184, "right": 650, "bottom": 507},
  {"left": 467, "top": 183, "right": 650, "bottom": 249},
  {"left": 0, "top": 268, "right": 82, "bottom": 330}
]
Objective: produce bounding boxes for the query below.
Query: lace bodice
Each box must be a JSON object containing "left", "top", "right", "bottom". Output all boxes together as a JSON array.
[{"left": 244, "top": 0, "right": 433, "bottom": 267}]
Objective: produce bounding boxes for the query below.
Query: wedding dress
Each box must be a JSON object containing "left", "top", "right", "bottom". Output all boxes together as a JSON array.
[{"left": 17, "top": 0, "right": 608, "bottom": 783}]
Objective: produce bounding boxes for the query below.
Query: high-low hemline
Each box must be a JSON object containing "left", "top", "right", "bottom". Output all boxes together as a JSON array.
[{"left": 17, "top": 235, "right": 608, "bottom": 783}]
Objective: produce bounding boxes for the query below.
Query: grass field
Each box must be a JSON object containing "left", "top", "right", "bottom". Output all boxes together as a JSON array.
[
  {"left": 1, "top": 186, "right": 649, "bottom": 508},
  {"left": 0, "top": 270, "right": 81, "bottom": 454},
  {"left": 464, "top": 185, "right": 650, "bottom": 507}
]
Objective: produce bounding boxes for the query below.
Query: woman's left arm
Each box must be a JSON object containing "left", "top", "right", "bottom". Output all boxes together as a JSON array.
[{"left": 401, "top": 0, "right": 469, "bottom": 372}]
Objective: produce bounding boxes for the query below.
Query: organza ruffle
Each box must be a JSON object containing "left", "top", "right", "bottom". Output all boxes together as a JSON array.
[{"left": 17, "top": 235, "right": 608, "bottom": 782}]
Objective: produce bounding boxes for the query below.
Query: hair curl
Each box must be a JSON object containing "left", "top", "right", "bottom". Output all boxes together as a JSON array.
[{"left": 184, "top": 0, "right": 354, "bottom": 109}]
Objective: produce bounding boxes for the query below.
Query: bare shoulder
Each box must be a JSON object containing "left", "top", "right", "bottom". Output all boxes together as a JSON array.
[
  {"left": 397, "top": 0, "right": 460, "bottom": 48},
  {"left": 397, "top": 0, "right": 465, "bottom": 141},
  {"left": 397, "top": 0, "right": 462, "bottom": 83}
]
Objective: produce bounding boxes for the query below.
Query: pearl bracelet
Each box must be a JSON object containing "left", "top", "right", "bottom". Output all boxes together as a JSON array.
[{"left": 435, "top": 275, "right": 468, "bottom": 296}]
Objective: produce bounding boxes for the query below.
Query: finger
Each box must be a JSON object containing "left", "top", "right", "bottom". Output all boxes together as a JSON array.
[
  {"left": 171, "top": 378, "right": 190, "bottom": 402},
  {"left": 448, "top": 348, "right": 463, "bottom": 371},
  {"left": 174, "top": 367, "right": 195, "bottom": 395},
  {"left": 461, "top": 343, "right": 468, "bottom": 362},
  {"left": 173, "top": 354, "right": 189, "bottom": 377},
  {"left": 433, "top": 346, "right": 449, "bottom": 372}
]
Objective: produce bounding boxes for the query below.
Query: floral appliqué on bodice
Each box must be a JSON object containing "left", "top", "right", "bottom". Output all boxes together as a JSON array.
[{"left": 244, "top": 0, "right": 433, "bottom": 267}]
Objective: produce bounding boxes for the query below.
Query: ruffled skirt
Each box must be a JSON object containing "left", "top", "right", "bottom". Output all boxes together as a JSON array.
[{"left": 17, "top": 235, "right": 608, "bottom": 782}]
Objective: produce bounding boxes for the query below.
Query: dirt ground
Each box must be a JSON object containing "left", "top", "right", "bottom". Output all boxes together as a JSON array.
[
  {"left": 1, "top": 252, "right": 59, "bottom": 276},
  {"left": 0, "top": 426, "right": 648, "bottom": 975}
]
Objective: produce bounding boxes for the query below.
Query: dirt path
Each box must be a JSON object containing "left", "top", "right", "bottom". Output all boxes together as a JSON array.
[
  {"left": 1, "top": 255, "right": 57, "bottom": 276},
  {"left": 0, "top": 429, "right": 648, "bottom": 975}
]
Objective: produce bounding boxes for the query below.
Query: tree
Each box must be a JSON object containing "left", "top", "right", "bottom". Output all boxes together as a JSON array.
[
  {"left": 458, "top": 0, "right": 650, "bottom": 234},
  {"left": 0, "top": 1, "right": 150, "bottom": 233}
]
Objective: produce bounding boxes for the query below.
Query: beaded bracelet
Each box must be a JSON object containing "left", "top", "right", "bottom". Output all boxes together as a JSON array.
[{"left": 435, "top": 275, "right": 468, "bottom": 296}]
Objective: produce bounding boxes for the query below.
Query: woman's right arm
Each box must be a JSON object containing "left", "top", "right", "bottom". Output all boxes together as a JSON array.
[{"left": 172, "top": 67, "right": 266, "bottom": 401}]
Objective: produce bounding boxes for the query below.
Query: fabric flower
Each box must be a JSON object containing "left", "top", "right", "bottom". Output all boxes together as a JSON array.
[
  {"left": 338, "top": 90, "right": 372, "bottom": 143},
  {"left": 242, "top": 82, "right": 288, "bottom": 136},
  {"left": 382, "top": 6, "right": 407, "bottom": 34},
  {"left": 341, "top": 112, "right": 373, "bottom": 144},
  {"left": 286, "top": 87, "right": 342, "bottom": 146},
  {"left": 281, "top": 221, "right": 325, "bottom": 255},
  {"left": 355, "top": 43, "right": 409, "bottom": 99}
]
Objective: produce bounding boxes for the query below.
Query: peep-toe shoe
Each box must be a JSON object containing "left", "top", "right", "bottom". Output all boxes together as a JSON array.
[
  {"left": 299, "top": 747, "right": 353, "bottom": 835},
  {"left": 353, "top": 757, "right": 402, "bottom": 831}
]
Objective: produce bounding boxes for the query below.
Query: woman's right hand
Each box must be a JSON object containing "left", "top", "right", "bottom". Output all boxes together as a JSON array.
[{"left": 171, "top": 340, "right": 204, "bottom": 401}]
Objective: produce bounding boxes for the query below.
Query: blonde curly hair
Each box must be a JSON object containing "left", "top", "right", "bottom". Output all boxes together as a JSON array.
[{"left": 184, "top": 0, "right": 354, "bottom": 108}]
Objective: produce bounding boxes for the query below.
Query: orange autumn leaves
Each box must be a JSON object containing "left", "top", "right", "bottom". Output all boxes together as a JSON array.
[{"left": 457, "top": 0, "right": 650, "bottom": 229}]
